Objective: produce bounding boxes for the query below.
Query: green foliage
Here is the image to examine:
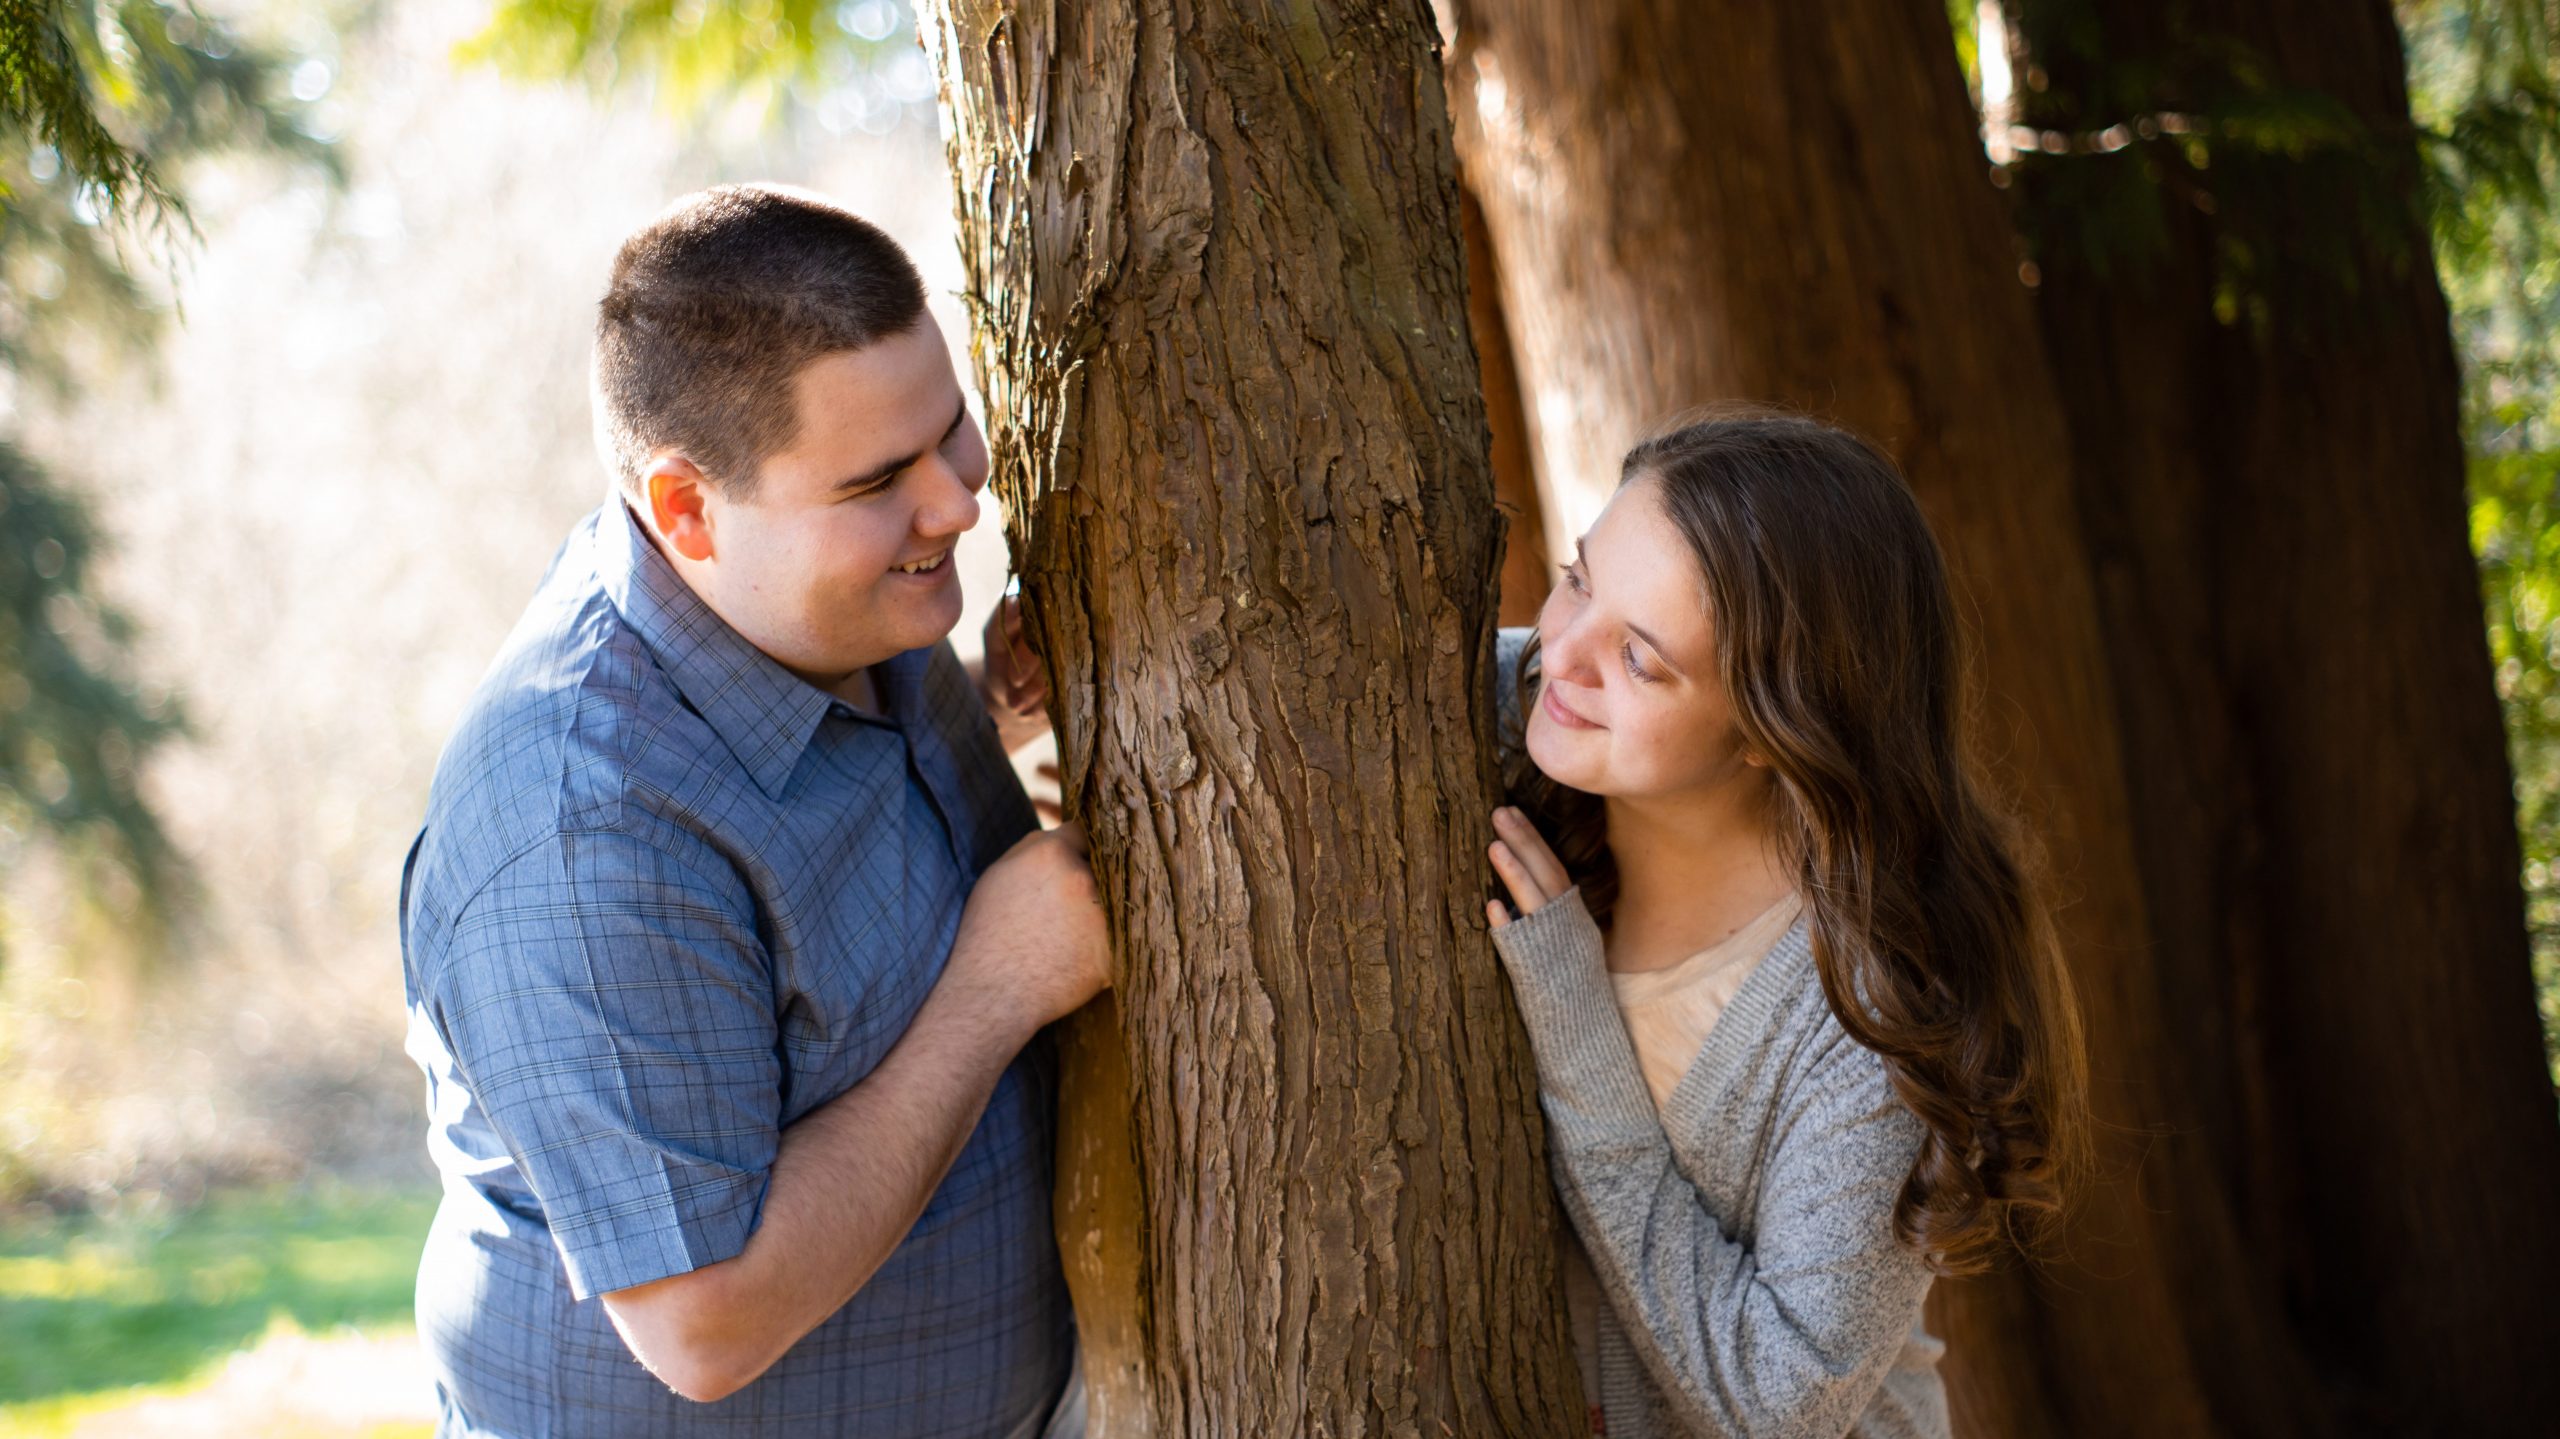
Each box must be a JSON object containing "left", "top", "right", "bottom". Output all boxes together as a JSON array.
[
  {"left": 0, "top": 1184, "right": 436, "bottom": 1413},
  {"left": 0, "top": 4, "right": 330, "bottom": 959},
  {"left": 461, "top": 0, "right": 925, "bottom": 123},
  {"left": 1948, "top": 0, "right": 1982, "bottom": 96},
  {"left": 1995, "top": 1, "right": 2432, "bottom": 341},
  {"left": 0, "top": 0, "right": 180, "bottom": 232},
  {"left": 0, "top": 443, "right": 182, "bottom": 933},
  {"left": 2468, "top": 437, "right": 2560, "bottom": 1091},
  {"left": 0, "top": 3, "right": 337, "bottom": 377},
  {"left": 2405, "top": 0, "right": 2560, "bottom": 1090},
  {"left": 2413, "top": 0, "right": 2560, "bottom": 399}
]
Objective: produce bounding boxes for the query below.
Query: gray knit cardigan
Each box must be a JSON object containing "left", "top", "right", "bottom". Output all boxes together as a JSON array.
[{"left": 1490, "top": 631, "right": 1950, "bottom": 1439}]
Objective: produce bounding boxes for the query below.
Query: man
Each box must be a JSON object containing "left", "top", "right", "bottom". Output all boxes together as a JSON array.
[{"left": 399, "top": 184, "right": 1108, "bottom": 1438}]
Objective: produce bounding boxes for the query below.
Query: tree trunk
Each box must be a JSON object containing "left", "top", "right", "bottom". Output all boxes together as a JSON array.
[
  {"left": 917, "top": 2, "right": 1587, "bottom": 1433},
  {"left": 1442, "top": 0, "right": 2315, "bottom": 1432},
  {"left": 2003, "top": 0, "right": 2560, "bottom": 1431}
]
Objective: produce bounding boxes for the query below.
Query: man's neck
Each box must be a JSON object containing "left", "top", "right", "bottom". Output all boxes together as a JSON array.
[{"left": 833, "top": 666, "right": 879, "bottom": 713}]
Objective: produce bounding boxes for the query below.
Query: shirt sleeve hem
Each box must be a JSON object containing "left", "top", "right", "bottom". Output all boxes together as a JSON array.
[{"left": 552, "top": 1174, "right": 767, "bottom": 1301}]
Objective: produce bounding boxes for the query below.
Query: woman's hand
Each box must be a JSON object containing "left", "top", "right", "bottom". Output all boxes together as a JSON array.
[
  {"left": 977, "top": 593, "right": 1051, "bottom": 755},
  {"left": 1486, "top": 805, "right": 1573, "bottom": 930}
]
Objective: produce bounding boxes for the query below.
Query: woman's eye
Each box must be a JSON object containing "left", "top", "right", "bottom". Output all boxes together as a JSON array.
[
  {"left": 1621, "top": 640, "right": 1655, "bottom": 684},
  {"left": 1564, "top": 566, "right": 1588, "bottom": 595}
]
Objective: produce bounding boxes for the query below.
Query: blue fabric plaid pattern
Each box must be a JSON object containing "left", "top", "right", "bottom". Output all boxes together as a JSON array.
[{"left": 399, "top": 499, "right": 1069, "bottom": 1438}]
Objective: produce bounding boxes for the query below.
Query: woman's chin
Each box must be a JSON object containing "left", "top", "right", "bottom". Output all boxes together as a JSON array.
[{"left": 1524, "top": 718, "right": 1605, "bottom": 794}]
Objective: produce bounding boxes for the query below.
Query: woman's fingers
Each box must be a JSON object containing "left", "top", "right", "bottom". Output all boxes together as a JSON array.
[
  {"left": 1493, "top": 807, "right": 1572, "bottom": 899},
  {"left": 1486, "top": 899, "right": 1513, "bottom": 932},
  {"left": 1488, "top": 838, "right": 1550, "bottom": 916},
  {"left": 1000, "top": 599, "right": 1048, "bottom": 710},
  {"left": 984, "top": 596, "right": 1045, "bottom": 713},
  {"left": 1010, "top": 664, "right": 1049, "bottom": 714}
]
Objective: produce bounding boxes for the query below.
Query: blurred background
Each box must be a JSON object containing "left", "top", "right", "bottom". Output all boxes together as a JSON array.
[
  {"left": 0, "top": 2, "right": 1018, "bottom": 1432},
  {"left": 0, "top": 0, "right": 2551, "bottom": 1435}
]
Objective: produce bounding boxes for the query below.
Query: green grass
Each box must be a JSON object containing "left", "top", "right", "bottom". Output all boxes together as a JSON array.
[
  {"left": 0, "top": 1184, "right": 438, "bottom": 1413},
  {"left": 1, "top": 1373, "right": 434, "bottom": 1439}
]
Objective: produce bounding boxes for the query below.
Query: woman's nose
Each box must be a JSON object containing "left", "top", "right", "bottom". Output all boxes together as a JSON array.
[{"left": 1542, "top": 614, "right": 1602, "bottom": 686}]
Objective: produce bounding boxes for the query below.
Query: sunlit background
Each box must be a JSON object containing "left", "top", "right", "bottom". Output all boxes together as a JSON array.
[
  {"left": 0, "top": 2, "right": 1021, "bottom": 1432},
  {"left": 0, "top": 0, "right": 2551, "bottom": 1434}
]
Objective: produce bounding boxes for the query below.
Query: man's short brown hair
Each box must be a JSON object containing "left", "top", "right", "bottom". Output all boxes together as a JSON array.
[{"left": 592, "top": 184, "right": 928, "bottom": 496}]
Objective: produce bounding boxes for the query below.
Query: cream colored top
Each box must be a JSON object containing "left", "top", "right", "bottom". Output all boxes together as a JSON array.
[
  {"left": 1562, "top": 890, "right": 1805, "bottom": 1431},
  {"left": 1612, "top": 891, "right": 1805, "bottom": 1110}
]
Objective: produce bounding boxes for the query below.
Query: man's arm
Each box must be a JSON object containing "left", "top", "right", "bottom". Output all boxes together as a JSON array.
[
  {"left": 599, "top": 948, "right": 1045, "bottom": 1400},
  {"left": 599, "top": 823, "right": 1108, "bottom": 1403}
]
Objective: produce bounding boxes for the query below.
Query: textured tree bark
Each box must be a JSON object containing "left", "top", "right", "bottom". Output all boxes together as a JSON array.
[
  {"left": 2004, "top": 1, "right": 2560, "bottom": 1432},
  {"left": 1441, "top": 0, "right": 2301, "bottom": 1433},
  {"left": 918, "top": 2, "right": 1587, "bottom": 1434}
]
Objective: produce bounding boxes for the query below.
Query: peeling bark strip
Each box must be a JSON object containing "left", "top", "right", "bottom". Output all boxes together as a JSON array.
[{"left": 918, "top": 2, "right": 1587, "bottom": 1434}]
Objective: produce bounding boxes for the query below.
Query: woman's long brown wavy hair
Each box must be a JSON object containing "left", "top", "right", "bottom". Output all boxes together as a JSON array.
[{"left": 1505, "top": 409, "right": 2089, "bottom": 1276}]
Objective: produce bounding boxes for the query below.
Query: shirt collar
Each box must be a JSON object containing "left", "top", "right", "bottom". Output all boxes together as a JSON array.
[{"left": 596, "top": 498, "right": 916, "bottom": 802}]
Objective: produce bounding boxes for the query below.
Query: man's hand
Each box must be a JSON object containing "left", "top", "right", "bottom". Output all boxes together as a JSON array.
[
  {"left": 943, "top": 822, "right": 1111, "bottom": 1028},
  {"left": 976, "top": 593, "right": 1051, "bottom": 755}
]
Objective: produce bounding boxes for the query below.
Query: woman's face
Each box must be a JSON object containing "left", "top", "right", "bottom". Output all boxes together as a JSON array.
[{"left": 1525, "top": 476, "right": 1760, "bottom": 801}]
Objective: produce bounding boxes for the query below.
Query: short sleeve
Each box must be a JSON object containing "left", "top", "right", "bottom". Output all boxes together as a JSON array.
[{"left": 425, "top": 827, "right": 781, "bottom": 1299}]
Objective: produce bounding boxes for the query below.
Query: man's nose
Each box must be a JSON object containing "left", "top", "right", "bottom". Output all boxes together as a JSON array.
[{"left": 913, "top": 456, "right": 982, "bottom": 538}]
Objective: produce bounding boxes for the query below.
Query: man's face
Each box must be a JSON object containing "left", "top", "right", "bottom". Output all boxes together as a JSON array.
[{"left": 672, "top": 315, "right": 989, "bottom": 693}]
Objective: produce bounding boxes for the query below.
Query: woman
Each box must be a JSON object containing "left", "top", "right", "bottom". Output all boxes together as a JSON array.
[{"left": 1485, "top": 411, "right": 2087, "bottom": 1438}]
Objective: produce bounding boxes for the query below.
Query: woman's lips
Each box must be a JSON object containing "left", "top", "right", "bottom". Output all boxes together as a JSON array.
[{"left": 1540, "top": 681, "right": 1602, "bottom": 731}]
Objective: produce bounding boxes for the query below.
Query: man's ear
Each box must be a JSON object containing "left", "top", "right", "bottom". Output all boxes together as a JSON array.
[{"left": 642, "top": 454, "right": 717, "bottom": 563}]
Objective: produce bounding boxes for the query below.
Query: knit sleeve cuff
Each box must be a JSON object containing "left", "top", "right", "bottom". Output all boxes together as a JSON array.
[{"left": 1490, "top": 889, "right": 1663, "bottom": 1136}]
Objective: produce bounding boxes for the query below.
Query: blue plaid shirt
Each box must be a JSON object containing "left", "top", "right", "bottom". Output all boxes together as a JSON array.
[{"left": 399, "top": 500, "right": 1070, "bottom": 1438}]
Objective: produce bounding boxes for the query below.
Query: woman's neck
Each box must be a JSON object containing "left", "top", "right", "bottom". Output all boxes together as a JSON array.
[{"left": 1603, "top": 776, "right": 1793, "bottom": 974}]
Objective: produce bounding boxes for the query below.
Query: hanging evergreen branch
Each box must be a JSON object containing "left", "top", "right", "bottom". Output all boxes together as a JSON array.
[
  {"left": 0, "top": 0, "right": 183, "bottom": 231},
  {"left": 0, "top": 440, "right": 182, "bottom": 932},
  {"left": 0, "top": 3, "right": 332, "bottom": 969}
]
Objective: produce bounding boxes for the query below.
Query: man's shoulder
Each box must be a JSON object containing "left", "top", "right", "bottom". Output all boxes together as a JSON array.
[{"left": 410, "top": 515, "right": 697, "bottom": 914}]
